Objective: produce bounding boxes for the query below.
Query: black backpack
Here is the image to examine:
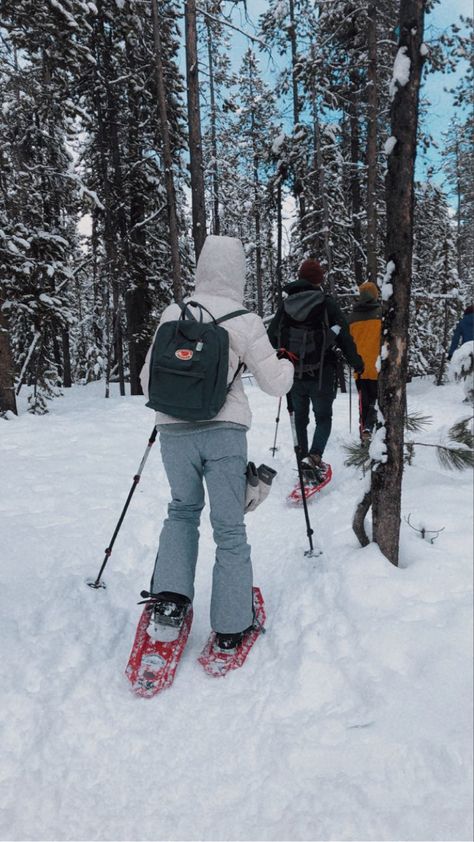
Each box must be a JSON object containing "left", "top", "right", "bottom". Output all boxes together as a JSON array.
[
  {"left": 146, "top": 301, "right": 248, "bottom": 421},
  {"left": 279, "top": 293, "right": 337, "bottom": 383}
]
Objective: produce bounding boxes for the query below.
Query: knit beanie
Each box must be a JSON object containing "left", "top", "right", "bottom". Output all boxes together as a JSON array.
[
  {"left": 298, "top": 258, "right": 325, "bottom": 286},
  {"left": 358, "top": 281, "right": 379, "bottom": 302}
]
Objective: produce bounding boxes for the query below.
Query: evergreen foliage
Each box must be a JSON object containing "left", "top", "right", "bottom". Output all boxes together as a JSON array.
[{"left": 0, "top": 0, "right": 472, "bottom": 414}]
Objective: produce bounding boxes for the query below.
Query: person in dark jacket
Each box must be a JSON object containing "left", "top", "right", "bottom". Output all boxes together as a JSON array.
[
  {"left": 448, "top": 305, "right": 474, "bottom": 359},
  {"left": 348, "top": 282, "right": 382, "bottom": 441},
  {"left": 268, "top": 258, "right": 363, "bottom": 481}
]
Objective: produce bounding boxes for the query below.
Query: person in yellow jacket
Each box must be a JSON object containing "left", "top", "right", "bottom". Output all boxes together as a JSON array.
[{"left": 348, "top": 282, "right": 382, "bottom": 441}]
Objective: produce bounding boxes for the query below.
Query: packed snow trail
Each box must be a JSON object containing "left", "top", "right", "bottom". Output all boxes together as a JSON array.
[{"left": 0, "top": 379, "right": 472, "bottom": 841}]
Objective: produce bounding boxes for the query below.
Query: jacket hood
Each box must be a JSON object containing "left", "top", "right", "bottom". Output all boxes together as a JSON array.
[
  {"left": 352, "top": 299, "right": 381, "bottom": 313},
  {"left": 283, "top": 288, "right": 325, "bottom": 321},
  {"left": 194, "top": 235, "right": 246, "bottom": 304}
]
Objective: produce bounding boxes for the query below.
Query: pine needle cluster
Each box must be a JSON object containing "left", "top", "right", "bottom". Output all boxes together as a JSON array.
[{"left": 344, "top": 413, "right": 474, "bottom": 471}]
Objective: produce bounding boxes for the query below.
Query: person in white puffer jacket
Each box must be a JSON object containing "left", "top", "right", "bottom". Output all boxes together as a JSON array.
[{"left": 139, "top": 235, "right": 293, "bottom": 654}]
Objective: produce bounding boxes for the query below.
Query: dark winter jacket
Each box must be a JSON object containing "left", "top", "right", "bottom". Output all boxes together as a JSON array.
[
  {"left": 348, "top": 300, "right": 382, "bottom": 380},
  {"left": 267, "top": 280, "right": 363, "bottom": 385},
  {"left": 448, "top": 312, "right": 474, "bottom": 358}
]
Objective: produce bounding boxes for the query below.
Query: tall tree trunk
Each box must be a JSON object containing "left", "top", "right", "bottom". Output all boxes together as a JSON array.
[
  {"left": 151, "top": 0, "right": 182, "bottom": 301},
  {"left": 93, "top": 4, "right": 125, "bottom": 396},
  {"left": 254, "top": 165, "right": 264, "bottom": 316},
  {"left": 372, "top": 0, "right": 426, "bottom": 567},
  {"left": 436, "top": 230, "right": 451, "bottom": 386},
  {"left": 366, "top": 2, "right": 378, "bottom": 283},
  {"left": 276, "top": 178, "right": 283, "bottom": 306},
  {"left": 288, "top": 0, "right": 306, "bottom": 238},
  {"left": 0, "top": 293, "right": 18, "bottom": 415},
  {"left": 314, "top": 109, "right": 333, "bottom": 292},
  {"left": 349, "top": 68, "right": 364, "bottom": 286},
  {"left": 126, "top": 40, "right": 151, "bottom": 395},
  {"left": 62, "top": 328, "right": 72, "bottom": 388},
  {"left": 206, "top": 20, "right": 220, "bottom": 236},
  {"left": 454, "top": 133, "right": 462, "bottom": 279},
  {"left": 185, "top": 0, "right": 207, "bottom": 259}
]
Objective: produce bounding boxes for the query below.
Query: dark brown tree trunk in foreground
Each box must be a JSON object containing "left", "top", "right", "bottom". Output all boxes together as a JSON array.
[
  {"left": 185, "top": 0, "right": 207, "bottom": 259},
  {"left": 366, "top": 2, "right": 378, "bottom": 283},
  {"left": 353, "top": 487, "right": 372, "bottom": 547},
  {"left": 0, "top": 294, "right": 18, "bottom": 415},
  {"left": 151, "top": 0, "right": 182, "bottom": 301},
  {"left": 372, "top": 0, "right": 426, "bottom": 566}
]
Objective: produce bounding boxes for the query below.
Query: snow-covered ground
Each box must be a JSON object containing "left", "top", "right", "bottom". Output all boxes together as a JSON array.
[{"left": 1, "top": 377, "right": 472, "bottom": 842}]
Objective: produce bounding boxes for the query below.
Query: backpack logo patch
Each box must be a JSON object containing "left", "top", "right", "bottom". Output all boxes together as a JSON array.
[{"left": 175, "top": 349, "right": 193, "bottom": 361}]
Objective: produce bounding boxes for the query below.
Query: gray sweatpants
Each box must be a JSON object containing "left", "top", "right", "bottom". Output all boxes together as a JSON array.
[{"left": 151, "top": 426, "right": 253, "bottom": 634}]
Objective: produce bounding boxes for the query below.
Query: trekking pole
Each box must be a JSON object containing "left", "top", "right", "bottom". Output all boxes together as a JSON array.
[
  {"left": 270, "top": 397, "right": 282, "bottom": 457},
  {"left": 349, "top": 366, "right": 352, "bottom": 432},
  {"left": 286, "top": 394, "right": 321, "bottom": 558},
  {"left": 87, "top": 426, "right": 158, "bottom": 590}
]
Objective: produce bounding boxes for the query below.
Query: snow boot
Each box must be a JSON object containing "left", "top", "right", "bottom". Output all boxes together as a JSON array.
[
  {"left": 140, "top": 591, "right": 191, "bottom": 642},
  {"left": 301, "top": 453, "right": 328, "bottom": 485}
]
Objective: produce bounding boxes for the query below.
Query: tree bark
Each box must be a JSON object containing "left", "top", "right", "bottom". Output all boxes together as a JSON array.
[
  {"left": 61, "top": 328, "right": 72, "bottom": 388},
  {"left": 151, "top": 0, "right": 182, "bottom": 301},
  {"left": 314, "top": 108, "right": 333, "bottom": 292},
  {"left": 366, "top": 2, "right": 378, "bottom": 283},
  {"left": 185, "top": 0, "right": 207, "bottom": 259},
  {"left": 125, "top": 38, "right": 152, "bottom": 395},
  {"left": 0, "top": 293, "right": 18, "bottom": 415},
  {"left": 206, "top": 19, "right": 220, "bottom": 236},
  {"left": 436, "top": 230, "right": 451, "bottom": 386},
  {"left": 353, "top": 487, "right": 372, "bottom": 547},
  {"left": 349, "top": 68, "right": 364, "bottom": 286},
  {"left": 288, "top": 0, "right": 306, "bottom": 237},
  {"left": 372, "top": 0, "right": 426, "bottom": 567},
  {"left": 276, "top": 179, "right": 283, "bottom": 306}
]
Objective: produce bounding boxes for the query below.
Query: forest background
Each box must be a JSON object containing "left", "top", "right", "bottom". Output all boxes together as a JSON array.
[{"left": 0, "top": 0, "right": 472, "bottom": 416}]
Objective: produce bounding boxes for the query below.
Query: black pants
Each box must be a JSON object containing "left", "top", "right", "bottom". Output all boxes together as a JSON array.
[
  {"left": 356, "top": 379, "right": 378, "bottom": 434},
  {"left": 291, "top": 373, "right": 336, "bottom": 458}
]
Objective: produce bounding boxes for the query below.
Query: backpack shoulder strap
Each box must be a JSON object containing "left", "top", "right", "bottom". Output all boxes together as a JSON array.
[{"left": 215, "top": 309, "right": 249, "bottom": 325}]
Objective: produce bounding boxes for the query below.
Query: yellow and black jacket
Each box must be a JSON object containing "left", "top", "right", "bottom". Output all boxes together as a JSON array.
[{"left": 348, "top": 300, "right": 382, "bottom": 381}]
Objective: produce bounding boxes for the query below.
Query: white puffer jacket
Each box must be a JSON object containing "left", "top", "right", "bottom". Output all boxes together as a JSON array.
[{"left": 139, "top": 235, "right": 294, "bottom": 429}]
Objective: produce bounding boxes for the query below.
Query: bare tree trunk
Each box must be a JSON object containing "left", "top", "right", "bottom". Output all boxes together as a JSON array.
[
  {"left": 254, "top": 171, "right": 264, "bottom": 316},
  {"left": 276, "top": 179, "right": 283, "bottom": 306},
  {"left": 314, "top": 109, "right": 333, "bottom": 292},
  {"left": 288, "top": 0, "right": 306, "bottom": 237},
  {"left": 372, "top": 0, "right": 426, "bottom": 567},
  {"left": 0, "top": 293, "right": 18, "bottom": 415},
  {"left": 454, "top": 133, "right": 462, "bottom": 279},
  {"left": 366, "top": 2, "right": 378, "bottom": 283},
  {"left": 62, "top": 328, "right": 72, "bottom": 388},
  {"left": 185, "top": 0, "right": 207, "bottom": 259},
  {"left": 126, "top": 39, "right": 152, "bottom": 395},
  {"left": 93, "top": 5, "right": 125, "bottom": 396},
  {"left": 151, "top": 0, "right": 182, "bottom": 301},
  {"left": 206, "top": 20, "right": 220, "bottom": 235},
  {"left": 436, "top": 231, "right": 451, "bottom": 386},
  {"left": 349, "top": 68, "right": 364, "bottom": 286}
]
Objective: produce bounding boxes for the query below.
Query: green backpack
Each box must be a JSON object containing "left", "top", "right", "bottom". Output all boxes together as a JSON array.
[{"left": 146, "top": 301, "right": 249, "bottom": 421}]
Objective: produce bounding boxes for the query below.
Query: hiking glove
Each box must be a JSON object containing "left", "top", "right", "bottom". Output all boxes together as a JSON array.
[
  {"left": 255, "top": 464, "right": 277, "bottom": 506},
  {"left": 277, "top": 348, "right": 299, "bottom": 364},
  {"left": 244, "top": 462, "right": 260, "bottom": 512},
  {"left": 245, "top": 462, "right": 278, "bottom": 513}
]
